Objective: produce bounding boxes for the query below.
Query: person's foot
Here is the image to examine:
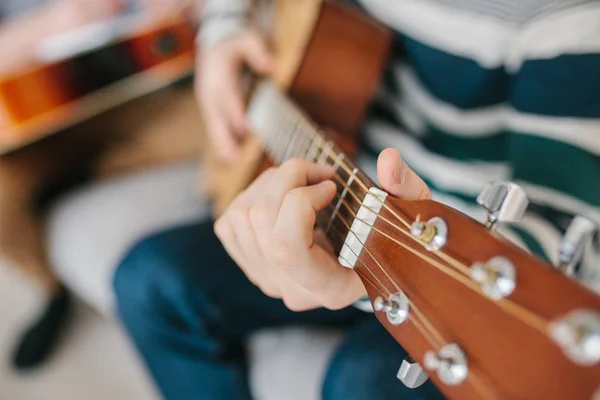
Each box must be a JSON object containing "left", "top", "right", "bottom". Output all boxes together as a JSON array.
[{"left": 11, "top": 287, "right": 72, "bottom": 370}]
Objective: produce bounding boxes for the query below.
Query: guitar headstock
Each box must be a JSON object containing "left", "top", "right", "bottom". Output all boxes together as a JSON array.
[{"left": 352, "top": 182, "right": 600, "bottom": 399}]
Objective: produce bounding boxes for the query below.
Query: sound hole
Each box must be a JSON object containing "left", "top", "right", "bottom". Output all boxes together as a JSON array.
[{"left": 153, "top": 32, "right": 179, "bottom": 57}]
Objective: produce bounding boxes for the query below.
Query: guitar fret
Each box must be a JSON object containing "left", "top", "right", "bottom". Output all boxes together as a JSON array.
[
  {"left": 282, "top": 117, "right": 303, "bottom": 162},
  {"left": 248, "top": 81, "right": 380, "bottom": 257},
  {"left": 332, "top": 153, "right": 345, "bottom": 171},
  {"left": 269, "top": 114, "right": 288, "bottom": 162},
  {"left": 318, "top": 141, "right": 334, "bottom": 165},
  {"left": 305, "top": 136, "right": 320, "bottom": 161},
  {"left": 326, "top": 167, "right": 358, "bottom": 234},
  {"left": 297, "top": 121, "right": 313, "bottom": 160}
]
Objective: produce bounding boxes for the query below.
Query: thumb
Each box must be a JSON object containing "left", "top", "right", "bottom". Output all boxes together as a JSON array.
[
  {"left": 377, "top": 148, "right": 431, "bottom": 200},
  {"left": 238, "top": 30, "right": 273, "bottom": 74}
]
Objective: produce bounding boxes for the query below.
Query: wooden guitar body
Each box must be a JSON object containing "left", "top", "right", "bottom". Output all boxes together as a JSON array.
[{"left": 204, "top": 0, "right": 391, "bottom": 215}]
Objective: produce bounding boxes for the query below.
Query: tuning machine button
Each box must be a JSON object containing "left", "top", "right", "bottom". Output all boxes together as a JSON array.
[
  {"left": 477, "top": 182, "right": 528, "bottom": 230},
  {"left": 397, "top": 356, "right": 429, "bottom": 388},
  {"left": 557, "top": 216, "right": 596, "bottom": 276},
  {"left": 470, "top": 256, "right": 516, "bottom": 300},
  {"left": 548, "top": 309, "right": 600, "bottom": 366},
  {"left": 423, "top": 343, "right": 468, "bottom": 385},
  {"left": 373, "top": 292, "right": 410, "bottom": 325}
]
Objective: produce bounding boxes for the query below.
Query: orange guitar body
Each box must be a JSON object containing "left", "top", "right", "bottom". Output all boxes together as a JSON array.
[{"left": 0, "top": 17, "right": 196, "bottom": 153}]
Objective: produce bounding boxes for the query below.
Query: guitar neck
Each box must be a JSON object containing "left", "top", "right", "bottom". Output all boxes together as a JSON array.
[
  {"left": 246, "top": 82, "right": 600, "bottom": 400},
  {"left": 247, "top": 80, "right": 377, "bottom": 254}
]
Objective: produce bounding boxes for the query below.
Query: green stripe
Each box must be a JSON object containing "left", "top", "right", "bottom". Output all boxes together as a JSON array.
[
  {"left": 422, "top": 125, "right": 508, "bottom": 162},
  {"left": 360, "top": 137, "right": 486, "bottom": 202},
  {"left": 368, "top": 100, "right": 509, "bottom": 163},
  {"left": 422, "top": 177, "right": 478, "bottom": 205},
  {"left": 510, "top": 134, "right": 600, "bottom": 206}
]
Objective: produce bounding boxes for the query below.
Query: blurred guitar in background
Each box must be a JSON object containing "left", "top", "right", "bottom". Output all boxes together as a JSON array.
[{"left": 0, "top": 10, "right": 196, "bottom": 154}]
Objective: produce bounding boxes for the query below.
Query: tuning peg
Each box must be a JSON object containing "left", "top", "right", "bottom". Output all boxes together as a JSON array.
[
  {"left": 557, "top": 216, "right": 597, "bottom": 276},
  {"left": 423, "top": 343, "right": 468, "bottom": 386},
  {"left": 477, "top": 182, "right": 529, "bottom": 230},
  {"left": 548, "top": 309, "right": 600, "bottom": 366},
  {"left": 397, "top": 356, "right": 429, "bottom": 388}
]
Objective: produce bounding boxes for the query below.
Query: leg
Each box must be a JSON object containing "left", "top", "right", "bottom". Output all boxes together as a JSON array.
[
  {"left": 322, "top": 318, "right": 444, "bottom": 400},
  {"left": 0, "top": 127, "right": 110, "bottom": 369},
  {"left": 113, "top": 219, "right": 364, "bottom": 400}
]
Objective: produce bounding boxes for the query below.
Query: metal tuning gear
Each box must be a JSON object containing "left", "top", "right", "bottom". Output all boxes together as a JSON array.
[
  {"left": 373, "top": 292, "right": 410, "bottom": 325},
  {"left": 470, "top": 256, "right": 516, "bottom": 300},
  {"left": 477, "top": 182, "right": 528, "bottom": 230},
  {"left": 397, "top": 356, "right": 429, "bottom": 388},
  {"left": 411, "top": 216, "right": 447, "bottom": 251},
  {"left": 423, "top": 344, "right": 468, "bottom": 385},
  {"left": 557, "top": 216, "right": 597, "bottom": 276},
  {"left": 548, "top": 309, "right": 600, "bottom": 366}
]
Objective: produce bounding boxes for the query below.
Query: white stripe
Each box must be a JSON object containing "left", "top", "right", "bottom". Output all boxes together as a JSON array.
[
  {"left": 518, "top": 181, "right": 600, "bottom": 226},
  {"left": 510, "top": 214, "right": 563, "bottom": 264},
  {"left": 430, "top": 190, "right": 483, "bottom": 218},
  {"left": 506, "top": 3, "right": 600, "bottom": 71},
  {"left": 359, "top": 0, "right": 514, "bottom": 68},
  {"left": 360, "top": 0, "right": 600, "bottom": 73},
  {"left": 430, "top": 189, "right": 540, "bottom": 253},
  {"left": 388, "top": 66, "right": 600, "bottom": 155},
  {"left": 366, "top": 121, "right": 510, "bottom": 197},
  {"left": 580, "top": 235, "right": 600, "bottom": 294},
  {"left": 394, "top": 66, "right": 508, "bottom": 136},
  {"left": 353, "top": 299, "right": 375, "bottom": 312},
  {"left": 506, "top": 111, "right": 600, "bottom": 156}
]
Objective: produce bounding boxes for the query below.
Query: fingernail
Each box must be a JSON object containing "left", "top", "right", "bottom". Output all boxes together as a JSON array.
[{"left": 393, "top": 159, "right": 408, "bottom": 185}]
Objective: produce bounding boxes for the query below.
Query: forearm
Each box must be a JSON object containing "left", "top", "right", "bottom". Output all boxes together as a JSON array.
[
  {"left": 0, "top": 4, "right": 64, "bottom": 74},
  {"left": 0, "top": 0, "right": 121, "bottom": 75},
  {"left": 197, "top": 0, "right": 256, "bottom": 48}
]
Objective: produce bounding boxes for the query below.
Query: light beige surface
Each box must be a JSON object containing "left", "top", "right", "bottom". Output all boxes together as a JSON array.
[{"left": 0, "top": 266, "right": 159, "bottom": 400}]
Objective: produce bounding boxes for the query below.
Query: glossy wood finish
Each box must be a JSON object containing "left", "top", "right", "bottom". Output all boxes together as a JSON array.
[
  {"left": 287, "top": 1, "right": 391, "bottom": 138},
  {"left": 356, "top": 197, "right": 600, "bottom": 399}
]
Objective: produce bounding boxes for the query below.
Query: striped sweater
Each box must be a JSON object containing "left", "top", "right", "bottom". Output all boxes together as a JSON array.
[{"left": 199, "top": 0, "right": 600, "bottom": 292}]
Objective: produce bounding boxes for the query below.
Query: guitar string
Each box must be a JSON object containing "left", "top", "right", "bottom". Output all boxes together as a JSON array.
[
  {"left": 336, "top": 249, "right": 442, "bottom": 350},
  {"left": 325, "top": 175, "right": 550, "bottom": 334},
  {"left": 343, "top": 205, "right": 549, "bottom": 335},
  {"left": 268, "top": 120, "right": 550, "bottom": 334},
  {"left": 329, "top": 223, "right": 443, "bottom": 349},
  {"left": 311, "top": 148, "right": 551, "bottom": 333},
  {"left": 264, "top": 93, "right": 502, "bottom": 399},
  {"left": 327, "top": 201, "right": 501, "bottom": 400},
  {"left": 328, "top": 210, "right": 446, "bottom": 348},
  {"left": 330, "top": 173, "right": 471, "bottom": 277}
]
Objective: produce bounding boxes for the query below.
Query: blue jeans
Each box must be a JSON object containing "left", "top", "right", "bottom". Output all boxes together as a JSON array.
[{"left": 113, "top": 220, "right": 443, "bottom": 400}]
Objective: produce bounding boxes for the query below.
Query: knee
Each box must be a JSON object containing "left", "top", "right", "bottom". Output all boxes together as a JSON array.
[
  {"left": 322, "top": 321, "right": 437, "bottom": 400},
  {"left": 112, "top": 233, "right": 178, "bottom": 323},
  {"left": 322, "top": 347, "right": 377, "bottom": 400}
]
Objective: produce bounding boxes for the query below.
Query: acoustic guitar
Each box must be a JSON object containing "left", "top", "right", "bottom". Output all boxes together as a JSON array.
[
  {"left": 0, "top": 15, "right": 196, "bottom": 154},
  {"left": 205, "top": 1, "right": 600, "bottom": 398}
]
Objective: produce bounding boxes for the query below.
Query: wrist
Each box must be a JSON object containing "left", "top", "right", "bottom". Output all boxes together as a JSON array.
[{"left": 196, "top": 15, "right": 248, "bottom": 49}]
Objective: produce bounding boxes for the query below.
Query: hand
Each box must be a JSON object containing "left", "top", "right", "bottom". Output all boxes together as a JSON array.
[
  {"left": 196, "top": 30, "right": 273, "bottom": 162},
  {"left": 50, "top": 0, "right": 123, "bottom": 29},
  {"left": 215, "top": 148, "right": 431, "bottom": 311}
]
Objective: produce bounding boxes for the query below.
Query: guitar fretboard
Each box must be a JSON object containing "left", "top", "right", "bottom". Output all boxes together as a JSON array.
[{"left": 247, "top": 80, "right": 375, "bottom": 253}]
